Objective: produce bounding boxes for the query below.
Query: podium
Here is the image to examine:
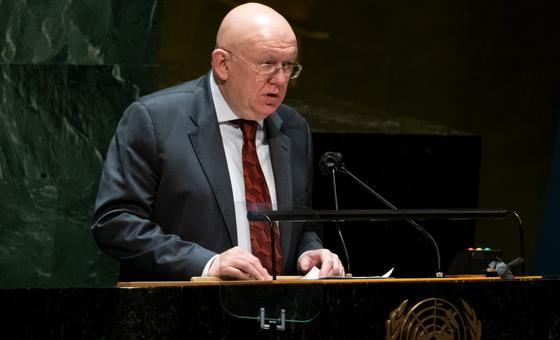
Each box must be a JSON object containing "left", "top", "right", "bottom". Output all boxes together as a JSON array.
[
  {"left": 0, "top": 209, "right": 537, "bottom": 338},
  {"left": 2, "top": 276, "right": 558, "bottom": 339}
]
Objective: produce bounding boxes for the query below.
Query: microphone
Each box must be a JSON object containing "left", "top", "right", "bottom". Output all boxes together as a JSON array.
[
  {"left": 319, "top": 151, "right": 444, "bottom": 278},
  {"left": 319, "top": 152, "right": 352, "bottom": 276},
  {"left": 319, "top": 152, "right": 344, "bottom": 175},
  {"left": 487, "top": 257, "right": 524, "bottom": 279}
]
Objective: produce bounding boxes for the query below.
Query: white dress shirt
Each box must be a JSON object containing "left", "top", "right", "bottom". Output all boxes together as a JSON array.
[{"left": 201, "top": 72, "right": 278, "bottom": 275}]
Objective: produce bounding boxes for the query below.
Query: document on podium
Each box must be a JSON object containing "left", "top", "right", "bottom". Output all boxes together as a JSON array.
[
  {"left": 303, "top": 266, "right": 394, "bottom": 280},
  {"left": 189, "top": 267, "right": 394, "bottom": 281}
]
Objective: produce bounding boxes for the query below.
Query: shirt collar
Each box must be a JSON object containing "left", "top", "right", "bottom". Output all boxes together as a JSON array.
[{"left": 209, "top": 71, "right": 264, "bottom": 127}]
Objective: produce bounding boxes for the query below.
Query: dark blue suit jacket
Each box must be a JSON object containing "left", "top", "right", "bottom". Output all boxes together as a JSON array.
[{"left": 92, "top": 73, "right": 322, "bottom": 280}]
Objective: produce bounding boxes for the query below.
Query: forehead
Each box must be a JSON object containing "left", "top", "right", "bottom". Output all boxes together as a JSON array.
[{"left": 241, "top": 34, "right": 298, "bottom": 60}]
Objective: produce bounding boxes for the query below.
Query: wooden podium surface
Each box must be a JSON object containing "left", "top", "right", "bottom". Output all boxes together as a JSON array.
[
  {"left": 2, "top": 276, "right": 559, "bottom": 339},
  {"left": 116, "top": 274, "right": 539, "bottom": 287}
]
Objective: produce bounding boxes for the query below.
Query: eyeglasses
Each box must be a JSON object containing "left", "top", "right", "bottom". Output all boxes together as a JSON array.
[{"left": 223, "top": 49, "right": 303, "bottom": 80}]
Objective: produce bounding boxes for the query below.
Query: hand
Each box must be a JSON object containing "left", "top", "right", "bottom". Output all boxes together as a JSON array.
[
  {"left": 208, "top": 246, "right": 272, "bottom": 280},
  {"left": 297, "top": 249, "right": 344, "bottom": 277}
]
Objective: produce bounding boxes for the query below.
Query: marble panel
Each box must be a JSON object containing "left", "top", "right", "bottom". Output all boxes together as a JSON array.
[
  {"left": 0, "top": 178, "right": 117, "bottom": 287},
  {"left": 0, "top": 63, "right": 158, "bottom": 287},
  {"left": 0, "top": 64, "right": 158, "bottom": 179},
  {"left": 0, "top": 0, "right": 159, "bottom": 65}
]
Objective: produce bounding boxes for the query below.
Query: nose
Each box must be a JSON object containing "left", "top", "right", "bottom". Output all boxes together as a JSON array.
[{"left": 268, "top": 67, "right": 290, "bottom": 85}]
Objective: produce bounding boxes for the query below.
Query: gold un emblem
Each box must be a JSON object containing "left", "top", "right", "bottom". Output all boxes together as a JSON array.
[{"left": 386, "top": 298, "right": 481, "bottom": 340}]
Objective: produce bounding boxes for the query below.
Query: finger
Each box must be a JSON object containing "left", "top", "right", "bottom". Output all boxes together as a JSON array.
[
  {"left": 211, "top": 248, "right": 258, "bottom": 280},
  {"left": 330, "top": 254, "right": 344, "bottom": 276},
  {"left": 219, "top": 265, "right": 257, "bottom": 280},
  {"left": 318, "top": 253, "right": 334, "bottom": 277},
  {"left": 234, "top": 250, "right": 271, "bottom": 280},
  {"left": 222, "top": 250, "right": 271, "bottom": 280},
  {"left": 241, "top": 256, "right": 272, "bottom": 280},
  {"left": 298, "top": 255, "right": 312, "bottom": 272}
]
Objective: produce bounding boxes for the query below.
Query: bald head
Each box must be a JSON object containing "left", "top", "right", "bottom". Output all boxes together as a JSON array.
[
  {"left": 216, "top": 3, "right": 297, "bottom": 54},
  {"left": 211, "top": 3, "right": 299, "bottom": 121}
]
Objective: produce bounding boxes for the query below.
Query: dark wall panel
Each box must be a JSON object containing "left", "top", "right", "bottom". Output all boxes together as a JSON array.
[{"left": 312, "top": 132, "right": 480, "bottom": 277}]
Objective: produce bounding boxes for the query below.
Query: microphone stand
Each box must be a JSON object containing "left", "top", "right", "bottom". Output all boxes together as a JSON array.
[
  {"left": 338, "top": 165, "right": 443, "bottom": 277},
  {"left": 319, "top": 151, "right": 444, "bottom": 278},
  {"left": 329, "top": 167, "right": 352, "bottom": 276}
]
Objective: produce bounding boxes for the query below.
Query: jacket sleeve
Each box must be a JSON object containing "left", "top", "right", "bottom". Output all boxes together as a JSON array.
[{"left": 91, "top": 101, "right": 215, "bottom": 280}]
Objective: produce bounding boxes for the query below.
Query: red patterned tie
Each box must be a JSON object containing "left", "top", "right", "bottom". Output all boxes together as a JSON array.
[{"left": 231, "top": 119, "right": 283, "bottom": 275}]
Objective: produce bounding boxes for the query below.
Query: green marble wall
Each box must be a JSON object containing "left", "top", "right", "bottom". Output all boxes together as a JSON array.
[{"left": 0, "top": 1, "right": 159, "bottom": 287}]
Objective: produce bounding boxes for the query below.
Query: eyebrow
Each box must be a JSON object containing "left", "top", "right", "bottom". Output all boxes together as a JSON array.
[{"left": 256, "top": 54, "right": 298, "bottom": 64}]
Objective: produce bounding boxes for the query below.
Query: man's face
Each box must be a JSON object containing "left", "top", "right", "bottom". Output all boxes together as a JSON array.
[{"left": 224, "top": 37, "right": 298, "bottom": 121}]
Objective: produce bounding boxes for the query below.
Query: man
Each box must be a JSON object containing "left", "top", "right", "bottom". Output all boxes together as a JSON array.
[{"left": 92, "top": 3, "right": 343, "bottom": 281}]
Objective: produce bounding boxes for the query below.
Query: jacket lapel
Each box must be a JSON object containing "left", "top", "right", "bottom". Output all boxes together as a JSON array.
[
  {"left": 187, "top": 76, "right": 237, "bottom": 246},
  {"left": 265, "top": 114, "right": 293, "bottom": 271}
]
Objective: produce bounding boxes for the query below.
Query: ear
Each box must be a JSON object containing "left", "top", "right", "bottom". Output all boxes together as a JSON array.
[{"left": 211, "top": 49, "right": 229, "bottom": 82}]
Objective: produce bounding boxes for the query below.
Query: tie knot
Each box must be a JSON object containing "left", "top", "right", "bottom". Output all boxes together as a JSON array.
[{"left": 230, "top": 119, "right": 258, "bottom": 142}]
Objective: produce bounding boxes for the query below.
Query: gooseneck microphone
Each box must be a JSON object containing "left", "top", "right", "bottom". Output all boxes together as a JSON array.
[
  {"left": 319, "top": 151, "right": 444, "bottom": 278},
  {"left": 319, "top": 152, "right": 352, "bottom": 276}
]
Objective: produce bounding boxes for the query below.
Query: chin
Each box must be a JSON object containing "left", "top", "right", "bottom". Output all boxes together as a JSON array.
[
  {"left": 252, "top": 106, "right": 279, "bottom": 120},
  {"left": 252, "top": 112, "right": 274, "bottom": 121}
]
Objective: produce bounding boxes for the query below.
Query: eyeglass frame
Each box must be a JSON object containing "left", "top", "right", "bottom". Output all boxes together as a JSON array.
[{"left": 221, "top": 48, "right": 303, "bottom": 80}]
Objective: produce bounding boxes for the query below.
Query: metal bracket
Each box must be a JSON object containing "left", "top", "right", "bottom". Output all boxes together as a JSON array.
[{"left": 259, "top": 307, "right": 286, "bottom": 331}]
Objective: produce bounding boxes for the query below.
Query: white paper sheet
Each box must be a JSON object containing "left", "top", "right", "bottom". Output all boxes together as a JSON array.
[{"left": 302, "top": 266, "right": 395, "bottom": 280}]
